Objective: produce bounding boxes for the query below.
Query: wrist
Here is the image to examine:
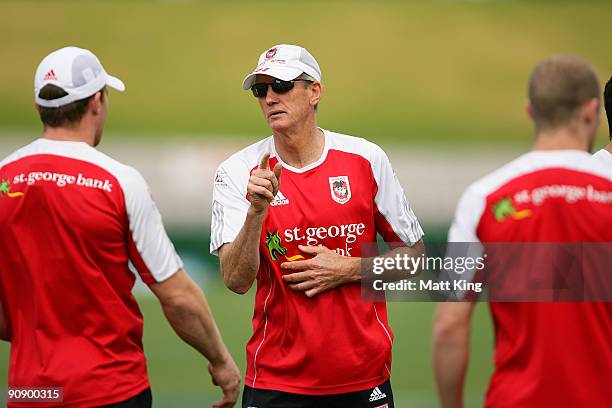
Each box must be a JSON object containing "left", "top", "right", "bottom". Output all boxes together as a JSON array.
[
  {"left": 209, "top": 347, "right": 232, "bottom": 367},
  {"left": 345, "top": 256, "right": 362, "bottom": 283},
  {"left": 247, "top": 205, "right": 267, "bottom": 218}
]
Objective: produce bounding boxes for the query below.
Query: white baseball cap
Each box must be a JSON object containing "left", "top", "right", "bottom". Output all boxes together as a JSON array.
[
  {"left": 242, "top": 44, "right": 321, "bottom": 90},
  {"left": 34, "top": 46, "right": 125, "bottom": 108}
]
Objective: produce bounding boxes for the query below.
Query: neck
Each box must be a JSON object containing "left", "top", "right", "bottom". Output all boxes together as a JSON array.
[
  {"left": 606, "top": 141, "right": 612, "bottom": 154},
  {"left": 42, "top": 123, "right": 96, "bottom": 147},
  {"left": 532, "top": 126, "right": 590, "bottom": 152},
  {"left": 273, "top": 117, "right": 324, "bottom": 168}
]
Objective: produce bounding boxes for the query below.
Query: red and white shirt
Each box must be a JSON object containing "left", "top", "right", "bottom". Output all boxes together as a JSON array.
[
  {"left": 211, "top": 130, "right": 423, "bottom": 394},
  {"left": 0, "top": 138, "right": 183, "bottom": 407},
  {"left": 449, "top": 150, "right": 612, "bottom": 408}
]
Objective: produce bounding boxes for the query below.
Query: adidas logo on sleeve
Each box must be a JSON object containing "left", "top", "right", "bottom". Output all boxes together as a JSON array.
[{"left": 369, "top": 387, "right": 387, "bottom": 402}]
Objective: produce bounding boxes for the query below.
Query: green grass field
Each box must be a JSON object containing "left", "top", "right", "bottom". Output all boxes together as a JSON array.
[
  {"left": 0, "top": 1, "right": 611, "bottom": 148},
  {"left": 0, "top": 285, "right": 494, "bottom": 407}
]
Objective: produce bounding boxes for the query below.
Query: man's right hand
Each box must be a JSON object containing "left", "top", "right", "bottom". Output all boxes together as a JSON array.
[
  {"left": 247, "top": 152, "right": 282, "bottom": 214},
  {"left": 208, "top": 357, "right": 241, "bottom": 408},
  {"left": 150, "top": 270, "right": 242, "bottom": 405},
  {"left": 219, "top": 152, "right": 281, "bottom": 294}
]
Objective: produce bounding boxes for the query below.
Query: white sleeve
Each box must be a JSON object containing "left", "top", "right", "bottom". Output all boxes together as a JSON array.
[
  {"left": 447, "top": 185, "right": 484, "bottom": 243},
  {"left": 210, "top": 161, "right": 250, "bottom": 256},
  {"left": 370, "top": 144, "right": 424, "bottom": 246},
  {"left": 123, "top": 168, "right": 183, "bottom": 285}
]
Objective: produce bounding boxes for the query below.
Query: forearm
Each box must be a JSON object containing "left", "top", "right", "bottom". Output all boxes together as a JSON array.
[
  {"left": 161, "top": 281, "right": 230, "bottom": 365},
  {"left": 433, "top": 330, "right": 469, "bottom": 408},
  {"left": 432, "top": 306, "right": 472, "bottom": 408},
  {"left": 220, "top": 207, "right": 265, "bottom": 293}
]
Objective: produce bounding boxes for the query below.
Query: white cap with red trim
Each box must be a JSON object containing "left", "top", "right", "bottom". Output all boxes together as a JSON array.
[
  {"left": 242, "top": 44, "right": 321, "bottom": 90},
  {"left": 34, "top": 46, "right": 125, "bottom": 108}
]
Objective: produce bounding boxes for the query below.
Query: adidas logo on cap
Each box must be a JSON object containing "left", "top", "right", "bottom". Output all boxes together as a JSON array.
[
  {"left": 270, "top": 190, "right": 289, "bottom": 206},
  {"left": 369, "top": 387, "right": 387, "bottom": 402},
  {"left": 44, "top": 69, "right": 58, "bottom": 81}
]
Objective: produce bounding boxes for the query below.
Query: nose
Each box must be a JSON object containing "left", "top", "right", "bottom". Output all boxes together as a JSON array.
[{"left": 265, "top": 86, "right": 280, "bottom": 105}]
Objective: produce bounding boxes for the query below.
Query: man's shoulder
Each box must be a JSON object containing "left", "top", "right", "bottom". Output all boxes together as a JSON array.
[
  {"left": 325, "top": 130, "right": 386, "bottom": 162},
  {"left": 463, "top": 154, "right": 531, "bottom": 199},
  {"left": 592, "top": 148, "right": 612, "bottom": 171},
  {"left": 219, "top": 137, "right": 273, "bottom": 173},
  {"left": 0, "top": 138, "right": 143, "bottom": 186},
  {"left": 593, "top": 148, "right": 612, "bottom": 158},
  {"left": 0, "top": 139, "right": 42, "bottom": 168},
  {"left": 465, "top": 150, "right": 609, "bottom": 200}
]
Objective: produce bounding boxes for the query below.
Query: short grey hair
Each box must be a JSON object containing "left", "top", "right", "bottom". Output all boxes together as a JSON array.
[
  {"left": 296, "top": 73, "right": 317, "bottom": 82},
  {"left": 296, "top": 72, "right": 319, "bottom": 112},
  {"left": 528, "top": 55, "right": 599, "bottom": 131}
]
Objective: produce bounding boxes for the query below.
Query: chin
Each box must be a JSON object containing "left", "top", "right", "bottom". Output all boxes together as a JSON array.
[{"left": 268, "top": 118, "right": 290, "bottom": 132}]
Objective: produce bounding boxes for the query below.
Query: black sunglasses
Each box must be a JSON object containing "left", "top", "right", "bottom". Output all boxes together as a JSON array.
[{"left": 250, "top": 79, "right": 312, "bottom": 98}]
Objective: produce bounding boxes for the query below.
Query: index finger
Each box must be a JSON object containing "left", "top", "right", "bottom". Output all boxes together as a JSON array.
[
  {"left": 259, "top": 152, "right": 270, "bottom": 170},
  {"left": 281, "top": 260, "right": 310, "bottom": 271},
  {"left": 282, "top": 271, "right": 312, "bottom": 283}
]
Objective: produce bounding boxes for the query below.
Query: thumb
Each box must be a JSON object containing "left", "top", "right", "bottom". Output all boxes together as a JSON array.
[
  {"left": 273, "top": 162, "right": 282, "bottom": 182},
  {"left": 259, "top": 152, "right": 271, "bottom": 170}
]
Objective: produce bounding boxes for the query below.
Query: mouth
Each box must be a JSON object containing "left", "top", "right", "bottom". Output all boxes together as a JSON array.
[{"left": 268, "top": 110, "right": 286, "bottom": 119}]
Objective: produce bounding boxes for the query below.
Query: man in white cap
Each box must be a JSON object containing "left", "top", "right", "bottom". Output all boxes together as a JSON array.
[
  {"left": 0, "top": 47, "right": 240, "bottom": 408},
  {"left": 211, "top": 44, "right": 425, "bottom": 407}
]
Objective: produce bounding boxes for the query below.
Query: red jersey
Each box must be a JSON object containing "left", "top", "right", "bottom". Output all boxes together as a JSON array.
[
  {"left": 448, "top": 150, "right": 612, "bottom": 407},
  {"left": 211, "top": 130, "right": 424, "bottom": 394},
  {"left": 0, "top": 139, "right": 183, "bottom": 407}
]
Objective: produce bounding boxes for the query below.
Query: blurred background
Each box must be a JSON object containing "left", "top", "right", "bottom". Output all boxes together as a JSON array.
[{"left": 1, "top": 1, "right": 611, "bottom": 406}]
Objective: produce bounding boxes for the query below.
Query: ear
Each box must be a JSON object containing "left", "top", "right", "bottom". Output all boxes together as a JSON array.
[
  {"left": 310, "top": 82, "right": 322, "bottom": 108},
  {"left": 581, "top": 98, "right": 599, "bottom": 125},
  {"left": 89, "top": 91, "right": 103, "bottom": 115},
  {"left": 526, "top": 101, "right": 535, "bottom": 120}
]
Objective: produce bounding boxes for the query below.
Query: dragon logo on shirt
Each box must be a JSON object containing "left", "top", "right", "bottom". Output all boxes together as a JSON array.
[
  {"left": 492, "top": 197, "right": 531, "bottom": 222},
  {"left": 266, "top": 230, "right": 288, "bottom": 261},
  {"left": 265, "top": 230, "right": 304, "bottom": 262},
  {"left": 0, "top": 179, "right": 24, "bottom": 199}
]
